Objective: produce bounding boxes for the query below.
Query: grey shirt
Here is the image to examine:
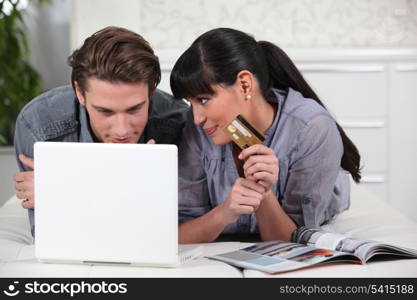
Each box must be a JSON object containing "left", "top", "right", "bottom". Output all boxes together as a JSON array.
[
  {"left": 178, "top": 88, "right": 350, "bottom": 234},
  {"left": 14, "top": 85, "right": 189, "bottom": 236}
]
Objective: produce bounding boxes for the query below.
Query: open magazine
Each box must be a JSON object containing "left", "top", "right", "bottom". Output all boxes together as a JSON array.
[{"left": 207, "top": 227, "right": 417, "bottom": 274}]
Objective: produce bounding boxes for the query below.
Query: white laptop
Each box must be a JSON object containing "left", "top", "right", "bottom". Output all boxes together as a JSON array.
[{"left": 34, "top": 142, "right": 201, "bottom": 267}]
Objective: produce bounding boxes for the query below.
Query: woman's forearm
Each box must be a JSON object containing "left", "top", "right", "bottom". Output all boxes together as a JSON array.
[
  {"left": 255, "top": 191, "right": 296, "bottom": 241},
  {"left": 179, "top": 205, "right": 229, "bottom": 244}
]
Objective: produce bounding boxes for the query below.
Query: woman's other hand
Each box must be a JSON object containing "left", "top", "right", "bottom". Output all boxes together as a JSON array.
[{"left": 219, "top": 178, "right": 265, "bottom": 225}]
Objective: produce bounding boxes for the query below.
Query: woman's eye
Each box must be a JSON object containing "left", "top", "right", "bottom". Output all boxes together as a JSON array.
[{"left": 197, "top": 97, "right": 209, "bottom": 105}]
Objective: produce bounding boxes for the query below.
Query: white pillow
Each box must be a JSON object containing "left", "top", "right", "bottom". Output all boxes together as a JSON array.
[{"left": 0, "top": 196, "right": 33, "bottom": 245}]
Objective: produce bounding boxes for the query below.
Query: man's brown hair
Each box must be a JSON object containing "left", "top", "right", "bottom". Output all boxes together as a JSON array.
[{"left": 68, "top": 26, "right": 161, "bottom": 96}]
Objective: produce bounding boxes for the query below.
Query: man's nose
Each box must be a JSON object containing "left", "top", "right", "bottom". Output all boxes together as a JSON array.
[
  {"left": 114, "top": 114, "right": 130, "bottom": 137},
  {"left": 192, "top": 105, "right": 206, "bottom": 126}
]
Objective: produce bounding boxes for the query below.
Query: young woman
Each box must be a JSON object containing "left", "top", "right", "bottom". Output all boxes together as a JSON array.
[{"left": 170, "top": 28, "right": 361, "bottom": 244}]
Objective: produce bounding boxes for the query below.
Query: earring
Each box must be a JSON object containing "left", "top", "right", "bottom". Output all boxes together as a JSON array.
[{"left": 245, "top": 95, "right": 252, "bottom": 101}]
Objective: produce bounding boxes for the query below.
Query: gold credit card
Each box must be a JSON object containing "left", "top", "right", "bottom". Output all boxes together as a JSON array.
[{"left": 223, "top": 114, "right": 266, "bottom": 150}]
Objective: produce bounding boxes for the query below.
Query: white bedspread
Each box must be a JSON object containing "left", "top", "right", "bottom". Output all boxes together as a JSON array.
[{"left": 1, "top": 185, "right": 416, "bottom": 277}]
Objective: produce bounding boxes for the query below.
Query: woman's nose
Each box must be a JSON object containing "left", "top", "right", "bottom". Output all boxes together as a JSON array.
[{"left": 192, "top": 106, "right": 206, "bottom": 125}]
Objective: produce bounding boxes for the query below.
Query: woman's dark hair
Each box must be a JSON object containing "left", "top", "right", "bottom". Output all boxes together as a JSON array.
[
  {"left": 68, "top": 26, "right": 161, "bottom": 96},
  {"left": 170, "top": 28, "right": 361, "bottom": 183}
]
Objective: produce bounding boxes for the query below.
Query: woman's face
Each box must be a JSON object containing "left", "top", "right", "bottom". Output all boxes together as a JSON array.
[{"left": 188, "top": 84, "right": 245, "bottom": 145}]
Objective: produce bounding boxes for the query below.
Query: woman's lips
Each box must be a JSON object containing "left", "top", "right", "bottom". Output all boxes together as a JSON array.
[{"left": 204, "top": 126, "right": 218, "bottom": 136}]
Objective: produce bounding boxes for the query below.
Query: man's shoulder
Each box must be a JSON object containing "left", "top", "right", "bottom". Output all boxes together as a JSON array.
[
  {"left": 20, "top": 85, "right": 76, "bottom": 117},
  {"left": 146, "top": 89, "right": 190, "bottom": 145},
  {"left": 149, "top": 88, "right": 189, "bottom": 120},
  {"left": 16, "top": 85, "right": 79, "bottom": 140}
]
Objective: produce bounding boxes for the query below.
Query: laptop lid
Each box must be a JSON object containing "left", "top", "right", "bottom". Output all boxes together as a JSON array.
[{"left": 34, "top": 142, "right": 178, "bottom": 267}]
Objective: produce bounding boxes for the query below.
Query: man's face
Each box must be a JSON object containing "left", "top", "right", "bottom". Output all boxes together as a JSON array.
[{"left": 75, "top": 77, "right": 149, "bottom": 143}]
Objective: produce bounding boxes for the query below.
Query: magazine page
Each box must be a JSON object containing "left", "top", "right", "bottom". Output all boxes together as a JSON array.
[
  {"left": 293, "top": 227, "right": 417, "bottom": 262},
  {"left": 208, "top": 240, "right": 360, "bottom": 274},
  {"left": 354, "top": 242, "right": 417, "bottom": 262},
  {"left": 295, "top": 227, "right": 374, "bottom": 262},
  {"left": 306, "top": 231, "right": 370, "bottom": 262}
]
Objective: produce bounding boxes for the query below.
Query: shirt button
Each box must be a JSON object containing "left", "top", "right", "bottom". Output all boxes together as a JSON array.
[{"left": 303, "top": 198, "right": 311, "bottom": 205}]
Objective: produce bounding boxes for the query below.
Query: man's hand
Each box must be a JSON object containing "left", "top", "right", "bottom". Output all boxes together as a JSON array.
[{"left": 13, "top": 154, "right": 35, "bottom": 209}]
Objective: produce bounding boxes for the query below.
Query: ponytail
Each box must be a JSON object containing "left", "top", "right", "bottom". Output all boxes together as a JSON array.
[{"left": 258, "top": 41, "right": 362, "bottom": 183}]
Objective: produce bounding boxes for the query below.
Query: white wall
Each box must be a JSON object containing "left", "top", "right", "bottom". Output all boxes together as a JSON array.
[
  {"left": 21, "top": 0, "right": 417, "bottom": 90},
  {"left": 71, "top": 0, "right": 417, "bottom": 51}
]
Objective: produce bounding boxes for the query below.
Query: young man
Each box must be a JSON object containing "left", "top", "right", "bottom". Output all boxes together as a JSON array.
[{"left": 13, "top": 27, "right": 189, "bottom": 236}]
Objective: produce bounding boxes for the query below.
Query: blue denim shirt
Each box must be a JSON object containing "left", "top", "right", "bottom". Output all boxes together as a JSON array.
[
  {"left": 14, "top": 85, "right": 189, "bottom": 236},
  {"left": 178, "top": 88, "right": 350, "bottom": 234}
]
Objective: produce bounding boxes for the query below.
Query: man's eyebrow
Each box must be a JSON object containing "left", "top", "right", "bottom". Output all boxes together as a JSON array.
[
  {"left": 92, "top": 104, "right": 113, "bottom": 111},
  {"left": 91, "top": 100, "right": 147, "bottom": 112},
  {"left": 126, "top": 101, "right": 146, "bottom": 111}
]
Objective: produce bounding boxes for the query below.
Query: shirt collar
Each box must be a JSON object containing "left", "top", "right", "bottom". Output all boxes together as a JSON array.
[
  {"left": 77, "top": 101, "right": 95, "bottom": 143},
  {"left": 263, "top": 88, "right": 289, "bottom": 139}
]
